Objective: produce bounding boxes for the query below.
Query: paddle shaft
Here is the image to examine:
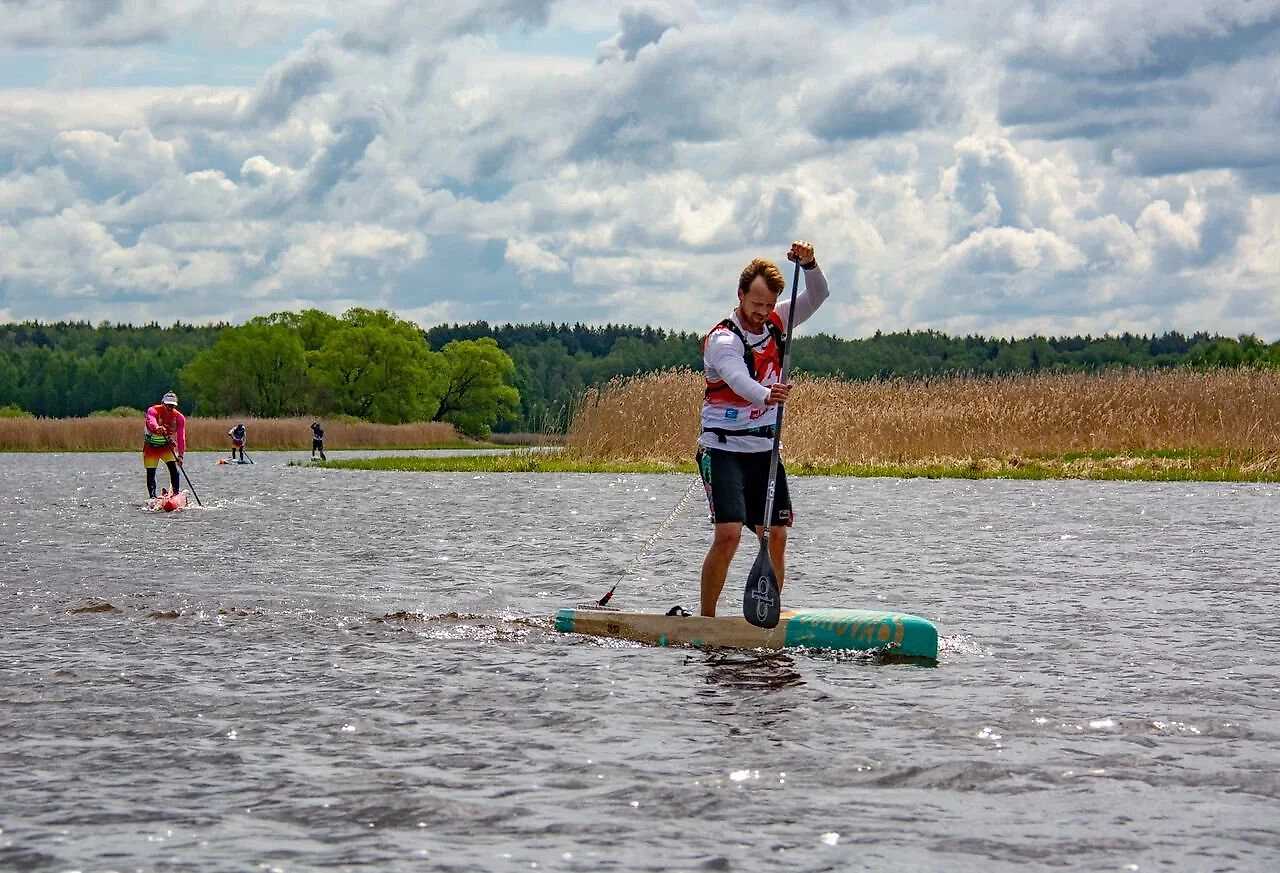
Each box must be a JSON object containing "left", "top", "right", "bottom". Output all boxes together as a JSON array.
[
  {"left": 179, "top": 464, "right": 203, "bottom": 506},
  {"left": 169, "top": 439, "right": 203, "bottom": 506}
]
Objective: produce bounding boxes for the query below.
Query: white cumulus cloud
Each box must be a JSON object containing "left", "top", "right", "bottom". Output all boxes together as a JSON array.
[{"left": 0, "top": 0, "right": 1275, "bottom": 338}]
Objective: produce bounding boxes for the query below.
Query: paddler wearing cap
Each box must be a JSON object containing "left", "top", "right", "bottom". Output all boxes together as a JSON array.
[{"left": 143, "top": 391, "right": 186, "bottom": 499}]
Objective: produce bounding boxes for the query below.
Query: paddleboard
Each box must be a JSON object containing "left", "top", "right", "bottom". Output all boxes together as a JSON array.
[
  {"left": 146, "top": 491, "right": 189, "bottom": 513},
  {"left": 554, "top": 606, "right": 938, "bottom": 660},
  {"left": 216, "top": 458, "right": 253, "bottom": 465}
]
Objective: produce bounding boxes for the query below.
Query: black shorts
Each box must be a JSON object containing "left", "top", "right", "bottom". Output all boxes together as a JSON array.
[
  {"left": 696, "top": 446, "right": 793, "bottom": 528},
  {"left": 312, "top": 439, "right": 324, "bottom": 451}
]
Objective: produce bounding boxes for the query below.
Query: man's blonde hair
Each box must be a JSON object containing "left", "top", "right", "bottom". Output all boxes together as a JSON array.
[{"left": 738, "top": 258, "right": 785, "bottom": 295}]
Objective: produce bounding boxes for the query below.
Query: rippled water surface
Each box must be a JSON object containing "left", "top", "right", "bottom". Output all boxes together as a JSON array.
[{"left": 3, "top": 451, "right": 1279, "bottom": 872}]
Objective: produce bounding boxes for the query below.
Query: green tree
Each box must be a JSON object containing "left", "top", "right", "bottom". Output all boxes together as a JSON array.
[
  {"left": 0, "top": 352, "right": 24, "bottom": 409},
  {"left": 1267, "top": 340, "right": 1280, "bottom": 366},
  {"left": 258, "top": 309, "right": 341, "bottom": 352},
  {"left": 509, "top": 339, "right": 585, "bottom": 432},
  {"left": 434, "top": 338, "right": 521, "bottom": 438},
  {"left": 180, "top": 323, "right": 309, "bottom": 415},
  {"left": 310, "top": 308, "right": 448, "bottom": 423}
]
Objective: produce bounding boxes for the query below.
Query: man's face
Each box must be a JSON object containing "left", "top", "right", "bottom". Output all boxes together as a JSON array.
[{"left": 737, "top": 276, "right": 780, "bottom": 332}]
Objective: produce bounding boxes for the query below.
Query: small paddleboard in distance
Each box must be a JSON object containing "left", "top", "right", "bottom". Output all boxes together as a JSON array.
[{"left": 555, "top": 606, "right": 938, "bottom": 660}]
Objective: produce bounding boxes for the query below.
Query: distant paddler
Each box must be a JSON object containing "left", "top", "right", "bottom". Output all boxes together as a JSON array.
[
  {"left": 310, "top": 421, "right": 326, "bottom": 460},
  {"left": 227, "top": 422, "right": 247, "bottom": 463},
  {"left": 143, "top": 391, "right": 186, "bottom": 500},
  {"left": 697, "top": 240, "right": 829, "bottom": 617}
]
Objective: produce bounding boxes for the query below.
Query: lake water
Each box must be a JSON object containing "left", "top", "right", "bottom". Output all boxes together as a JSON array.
[{"left": 3, "top": 451, "right": 1278, "bottom": 872}]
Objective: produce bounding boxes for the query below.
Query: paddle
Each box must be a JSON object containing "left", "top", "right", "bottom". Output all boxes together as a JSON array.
[
  {"left": 178, "top": 461, "right": 203, "bottom": 506},
  {"left": 169, "top": 440, "right": 203, "bottom": 506},
  {"left": 742, "top": 257, "right": 802, "bottom": 629}
]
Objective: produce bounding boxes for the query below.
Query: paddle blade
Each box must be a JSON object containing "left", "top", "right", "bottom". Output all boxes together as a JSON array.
[{"left": 743, "top": 545, "right": 781, "bottom": 628}]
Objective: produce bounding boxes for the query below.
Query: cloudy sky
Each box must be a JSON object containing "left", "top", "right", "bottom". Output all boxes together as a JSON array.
[{"left": 1, "top": 0, "right": 1277, "bottom": 340}]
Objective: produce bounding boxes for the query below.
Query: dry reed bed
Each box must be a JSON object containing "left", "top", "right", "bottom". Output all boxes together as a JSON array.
[
  {"left": 0, "top": 416, "right": 461, "bottom": 451},
  {"left": 564, "top": 368, "right": 1280, "bottom": 468}
]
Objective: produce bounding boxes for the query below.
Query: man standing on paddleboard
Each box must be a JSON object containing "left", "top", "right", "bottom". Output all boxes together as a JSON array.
[
  {"left": 310, "top": 421, "right": 326, "bottom": 460},
  {"left": 143, "top": 391, "right": 186, "bottom": 499},
  {"left": 697, "top": 241, "right": 829, "bottom": 617},
  {"left": 228, "top": 423, "right": 247, "bottom": 463}
]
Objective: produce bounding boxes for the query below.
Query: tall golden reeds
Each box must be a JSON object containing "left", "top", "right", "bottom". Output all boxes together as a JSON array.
[
  {"left": 564, "top": 368, "right": 1280, "bottom": 467},
  {"left": 0, "top": 416, "right": 462, "bottom": 452}
]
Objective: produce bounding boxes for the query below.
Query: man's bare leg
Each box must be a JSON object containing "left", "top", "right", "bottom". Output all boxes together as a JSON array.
[{"left": 700, "top": 522, "right": 743, "bottom": 616}]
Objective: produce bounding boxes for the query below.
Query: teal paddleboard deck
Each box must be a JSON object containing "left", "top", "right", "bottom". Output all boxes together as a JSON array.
[{"left": 554, "top": 607, "right": 938, "bottom": 660}]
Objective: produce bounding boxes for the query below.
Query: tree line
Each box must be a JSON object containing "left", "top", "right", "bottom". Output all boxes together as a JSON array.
[
  {"left": 0, "top": 309, "right": 519, "bottom": 438},
  {"left": 2, "top": 315, "right": 1278, "bottom": 434}
]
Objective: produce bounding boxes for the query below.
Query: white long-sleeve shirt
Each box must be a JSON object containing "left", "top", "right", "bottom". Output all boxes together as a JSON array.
[{"left": 698, "top": 263, "right": 830, "bottom": 453}]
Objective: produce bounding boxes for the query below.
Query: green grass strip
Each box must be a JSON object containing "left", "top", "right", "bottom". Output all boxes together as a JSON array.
[{"left": 315, "top": 451, "right": 1280, "bottom": 481}]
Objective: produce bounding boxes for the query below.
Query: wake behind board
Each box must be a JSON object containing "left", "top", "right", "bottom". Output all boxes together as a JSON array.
[{"left": 555, "top": 607, "right": 938, "bottom": 660}]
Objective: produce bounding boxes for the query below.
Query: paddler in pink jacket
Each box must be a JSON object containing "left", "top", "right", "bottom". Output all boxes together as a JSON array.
[{"left": 143, "top": 391, "right": 186, "bottom": 499}]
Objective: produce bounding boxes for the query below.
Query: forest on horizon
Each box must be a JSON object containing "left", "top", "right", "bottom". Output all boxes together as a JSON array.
[{"left": 2, "top": 314, "right": 1278, "bottom": 434}]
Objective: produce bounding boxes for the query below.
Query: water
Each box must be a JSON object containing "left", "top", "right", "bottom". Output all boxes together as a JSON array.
[{"left": 3, "top": 451, "right": 1279, "bottom": 872}]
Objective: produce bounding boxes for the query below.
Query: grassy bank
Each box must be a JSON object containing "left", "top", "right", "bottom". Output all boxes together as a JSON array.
[
  {"left": 0, "top": 416, "right": 478, "bottom": 451},
  {"left": 321, "top": 368, "right": 1280, "bottom": 481},
  {"left": 566, "top": 367, "right": 1280, "bottom": 462},
  {"left": 320, "top": 447, "right": 1278, "bottom": 481}
]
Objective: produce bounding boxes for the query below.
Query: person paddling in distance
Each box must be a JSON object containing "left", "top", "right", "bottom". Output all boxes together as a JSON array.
[
  {"left": 227, "top": 423, "right": 247, "bottom": 462},
  {"left": 143, "top": 391, "right": 186, "bottom": 499},
  {"left": 310, "top": 421, "right": 326, "bottom": 460},
  {"left": 697, "top": 240, "right": 829, "bottom": 617}
]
